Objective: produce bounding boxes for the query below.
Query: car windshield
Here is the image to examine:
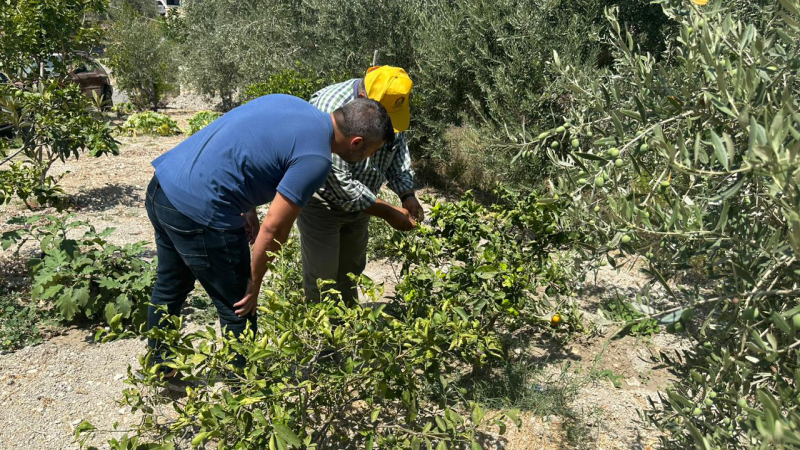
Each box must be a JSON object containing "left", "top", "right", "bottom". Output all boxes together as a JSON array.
[{"left": 18, "top": 54, "right": 97, "bottom": 79}]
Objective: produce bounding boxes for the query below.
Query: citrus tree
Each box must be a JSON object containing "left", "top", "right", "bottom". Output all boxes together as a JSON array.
[
  {"left": 529, "top": 0, "right": 800, "bottom": 447},
  {"left": 0, "top": 0, "right": 118, "bottom": 209},
  {"left": 74, "top": 189, "right": 583, "bottom": 449}
]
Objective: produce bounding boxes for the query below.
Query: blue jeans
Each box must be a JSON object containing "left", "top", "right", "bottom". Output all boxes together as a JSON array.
[{"left": 144, "top": 175, "right": 255, "bottom": 367}]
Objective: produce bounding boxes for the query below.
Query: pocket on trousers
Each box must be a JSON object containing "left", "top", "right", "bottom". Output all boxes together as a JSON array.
[{"left": 159, "top": 220, "right": 211, "bottom": 269}]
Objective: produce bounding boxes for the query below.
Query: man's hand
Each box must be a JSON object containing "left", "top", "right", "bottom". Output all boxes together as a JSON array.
[
  {"left": 243, "top": 209, "right": 260, "bottom": 244},
  {"left": 233, "top": 278, "right": 259, "bottom": 317},
  {"left": 365, "top": 198, "right": 417, "bottom": 232},
  {"left": 386, "top": 207, "right": 416, "bottom": 231},
  {"left": 242, "top": 192, "right": 302, "bottom": 318},
  {"left": 402, "top": 195, "right": 424, "bottom": 222}
]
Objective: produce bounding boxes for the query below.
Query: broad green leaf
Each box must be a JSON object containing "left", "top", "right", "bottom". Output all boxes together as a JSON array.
[
  {"left": 56, "top": 290, "right": 79, "bottom": 321},
  {"left": 273, "top": 424, "right": 301, "bottom": 448}
]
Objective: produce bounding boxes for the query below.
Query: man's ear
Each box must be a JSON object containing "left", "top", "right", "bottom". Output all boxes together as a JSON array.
[{"left": 350, "top": 135, "right": 364, "bottom": 149}]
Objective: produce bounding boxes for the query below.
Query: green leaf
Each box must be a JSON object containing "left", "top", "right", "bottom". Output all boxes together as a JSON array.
[
  {"left": 365, "top": 434, "right": 374, "bottom": 450},
  {"left": 452, "top": 307, "right": 469, "bottom": 321},
  {"left": 475, "top": 265, "right": 498, "bottom": 279},
  {"left": 710, "top": 131, "right": 728, "bottom": 170},
  {"left": 435, "top": 416, "right": 447, "bottom": 432},
  {"left": 574, "top": 152, "right": 607, "bottom": 162},
  {"left": 436, "top": 441, "right": 448, "bottom": 450},
  {"left": 709, "top": 175, "right": 745, "bottom": 202},
  {"left": 772, "top": 313, "right": 792, "bottom": 337},
  {"left": 370, "top": 407, "right": 381, "bottom": 423},
  {"left": 56, "top": 290, "right": 79, "bottom": 321},
  {"left": 505, "top": 408, "right": 521, "bottom": 427},
  {"left": 273, "top": 424, "right": 301, "bottom": 448},
  {"left": 74, "top": 286, "right": 90, "bottom": 308},
  {"left": 40, "top": 284, "right": 63, "bottom": 300}
]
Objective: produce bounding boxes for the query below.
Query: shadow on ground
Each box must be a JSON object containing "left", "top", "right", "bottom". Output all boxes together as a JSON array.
[{"left": 71, "top": 183, "right": 142, "bottom": 212}]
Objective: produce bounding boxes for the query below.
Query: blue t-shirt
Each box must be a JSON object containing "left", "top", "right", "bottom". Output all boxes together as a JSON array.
[{"left": 152, "top": 94, "right": 333, "bottom": 229}]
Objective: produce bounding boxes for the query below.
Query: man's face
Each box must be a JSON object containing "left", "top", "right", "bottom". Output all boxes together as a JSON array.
[{"left": 339, "top": 139, "right": 383, "bottom": 163}]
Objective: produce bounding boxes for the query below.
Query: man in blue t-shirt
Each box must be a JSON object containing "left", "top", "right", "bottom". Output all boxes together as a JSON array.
[{"left": 143, "top": 95, "right": 393, "bottom": 377}]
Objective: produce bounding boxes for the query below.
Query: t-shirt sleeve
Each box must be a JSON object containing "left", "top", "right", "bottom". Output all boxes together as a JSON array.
[{"left": 276, "top": 154, "right": 332, "bottom": 207}]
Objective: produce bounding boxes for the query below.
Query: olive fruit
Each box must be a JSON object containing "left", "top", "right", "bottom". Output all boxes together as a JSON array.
[{"left": 743, "top": 307, "right": 759, "bottom": 321}]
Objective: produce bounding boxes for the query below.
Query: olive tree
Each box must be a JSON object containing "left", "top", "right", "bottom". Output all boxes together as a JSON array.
[
  {"left": 532, "top": 0, "right": 800, "bottom": 447},
  {"left": 106, "top": 4, "right": 178, "bottom": 110}
]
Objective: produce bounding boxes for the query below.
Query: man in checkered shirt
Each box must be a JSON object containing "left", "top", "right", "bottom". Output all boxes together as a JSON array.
[{"left": 298, "top": 66, "right": 422, "bottom": 305}]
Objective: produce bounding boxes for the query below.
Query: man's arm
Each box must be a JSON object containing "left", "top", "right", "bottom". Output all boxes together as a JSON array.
[
  {"left": 364, "top": 198, "right": 416, "bottom": 231},
  {"left": 233, "top": 192, "right": 302, "bottom": 317},
  {"left": 384, "top": 133, "right": 423, "bottom": 220}
]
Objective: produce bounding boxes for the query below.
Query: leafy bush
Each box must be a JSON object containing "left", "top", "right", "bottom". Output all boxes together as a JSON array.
[
  {"left": 1, "top": 215, "right": 155, "bottom": 334},
  {"left": 77, "top": 244, "right": 527, "bottom": 450},
  {"left": 244, "top": 67, "right": 347, "bottom": 102},
  {"left": 106, "top": 4, "right": 179, "bottom": 110},
  {"left": 75, "top": 189, "right": 590, "bottom": 449},
  {"left": 0, "top": 0, "right": 118, "bottom": 209},
  {"left": 0, "top": 292, "right": 46, "bottom": 351},
  {"left": 541, "top": 1, "right": 800, "bottom": 447},
  {"left": 110, "top": 101, "right": 135, "bottom": 118},
  {"left": 0, "top": 256, "right": 46, "bottom": 351},
  {"left": 0, "top": 82, "right": 119, "bottom": 209},
  {"left": 119, "top": 111, "right": 181, "bottom": 136},
  {"left": 0, "top": 0, "right": 106, "bottom": 77},
  {"left": 387, "top": 191, "right": 583, "bottom": 354},
  {"left": 187, "top": 110, "right": 221, "bottom": 135}
]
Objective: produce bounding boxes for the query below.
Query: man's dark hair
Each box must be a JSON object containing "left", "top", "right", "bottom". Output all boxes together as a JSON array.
[{"left": 333, "top": 98, "right": 394, "bottom": 146}]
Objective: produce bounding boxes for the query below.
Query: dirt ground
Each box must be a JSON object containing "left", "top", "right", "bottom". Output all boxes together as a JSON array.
[{"left": 0, "top": 104, "right": 692, "bottom": 450}]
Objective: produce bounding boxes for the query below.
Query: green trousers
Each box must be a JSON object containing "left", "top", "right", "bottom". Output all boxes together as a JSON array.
[{"left": 296, "top": 195, "right": 370, "bottom": 306}]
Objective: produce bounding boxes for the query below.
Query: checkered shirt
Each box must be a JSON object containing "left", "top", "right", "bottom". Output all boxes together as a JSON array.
[{"left": 309, "top": 79, "right": 414, "bottom": 212}]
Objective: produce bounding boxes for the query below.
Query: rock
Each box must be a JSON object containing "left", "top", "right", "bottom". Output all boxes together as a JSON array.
[{"left": 625, "top": 378, "right": 641, "bottom": 387}]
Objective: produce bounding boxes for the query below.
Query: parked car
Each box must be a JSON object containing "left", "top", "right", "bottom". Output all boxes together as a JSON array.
[
  {"left": 21, "top": 53, "right": 113, "bottom": 108},
  {"left": 156, "top": 0, "right": 180, "bottom": 16}
]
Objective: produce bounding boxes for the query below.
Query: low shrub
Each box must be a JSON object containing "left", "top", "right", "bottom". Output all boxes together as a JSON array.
[
  {"left": 187, "top": 110, "right": 221, "bottom": 135},
  {"left": 244, "top": 67, "right": 347, "bottom": 102},
  {"left": 75, "top": 189, "right": 586, "bottom": 449},
  {"left": 119, "top": 111, "right": 181, "bottom": 136},
  {"left": 111, "top": 102, "right": 135, "bottom": 118},
  {"left": 1, "top": 215, "right": 155, "bottom": 336}
]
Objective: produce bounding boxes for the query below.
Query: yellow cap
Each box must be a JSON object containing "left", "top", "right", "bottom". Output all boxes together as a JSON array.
[{"left": 364, "top": 65, "right": 413, "bottom": 132}]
